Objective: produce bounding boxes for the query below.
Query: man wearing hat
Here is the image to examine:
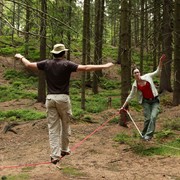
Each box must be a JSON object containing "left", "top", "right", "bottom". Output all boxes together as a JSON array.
[{"left": 15, "top": 44, "right": 114, "bottom": 164}]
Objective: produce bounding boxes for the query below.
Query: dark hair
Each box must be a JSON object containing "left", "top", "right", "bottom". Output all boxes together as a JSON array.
[
  {"left": 131, "top": 67, "right": 140, "bottom": 77},
  {"left": 131, "top": 66, "right": 139, "bottom": 75},
  {"left": 53, "top": 51, "right": 65, "bottom": 58}
]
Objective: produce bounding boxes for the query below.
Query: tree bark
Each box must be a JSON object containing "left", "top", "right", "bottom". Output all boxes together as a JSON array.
[
  {"left": 24, "top": 0, "right": 31, "bottom": 56},
  {"left": 81, "top": 0, "right": 90, "bottom": 110},
  {"left": 119, "top": 0, "right": 131, "bottom": 126},
  {"left": 0, "top": 0, "right": 4, "bottom": 35},
  {"left": 159, "top": 0, "right": 173, "bottom": 93},
  {"left": 140, "top": 0, "right": 144, "bottom": 74},
  {"left": 38, "top": 0, "right": 47, "bottom": 103},
  {"left": 173, "top": 0, "right": 180, "bottom": 105},
  {"left": 93, "top": 0, "right": 104, "bottom": 94}
]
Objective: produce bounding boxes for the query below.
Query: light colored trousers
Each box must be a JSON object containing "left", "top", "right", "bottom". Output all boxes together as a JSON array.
[
  {"left": 142, "top": 98, "right": 160, "bottom": 138},
  {"left": 45, "top": 94, "right": 72, "bottom": 159}
]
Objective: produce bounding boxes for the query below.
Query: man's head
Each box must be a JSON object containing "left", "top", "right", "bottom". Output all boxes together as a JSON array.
[{"left": 51, "top": 44, "right": 68, "bottom": 58}]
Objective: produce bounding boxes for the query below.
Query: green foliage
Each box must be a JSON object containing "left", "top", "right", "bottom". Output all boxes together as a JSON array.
[
  {"left": 0, "top": 109, "right": 46, "bottom": 122},
  {"left": 129, "top": 100, "right": 142, "bottom": 112},
  {"left": 1, "top": 174, "right": 29, "bottom": 180},
  {"left": 0, "top": 69, "right": 37, "bottom": 102},
  {"left": 4, "top": 69, "right": 37, "bottom": 86},
  {"left": 85, "top": 95, "right": 107, "bottom": 113},
  {"left": 0, "top": 85, "right": 37, "bottom": 102},
  {"left": 131, "top": 139, "right": 180, "bottom": 156},
  {"left": 0, "top": 36, "right": 23, "bottom": 55},
  {"left": 155, "top": 129, "right": 175, "bottom": 140},
  {"left": 114, "top": 132, "right": 180, "bottom": 156},
  {"left": 0, "top": 36, "right": 40, "bottom": 60},
  {"left": 114, "top": 133, "right": 131, "bottom": 144},
  {"left": 70, "top": 79, "right": 121, "bottom": 119},
  {"left": 72, "top": 107, "right": 84, "bottom": 120},
  {"left": 100, "top": 77, "right": 120, "bottom": 90},
  {"left": 70, "top": 80, "right": 81, "bottom": 89},
  {"left": 163, "top": 118, "right": 180, "bottom": 131},
  {"left": 62, "top": 166, "right": 86, "bottom": 177},
  {"left": 109, "top": 116, "right": 119, "bottom": 124},
  {"left": 102, "top": 45, "right": 118, "bottom": 61},
  {"left": 131, "top": 51, "right": 154, "bottom": 73},
  {"left": 130, "top": 143, "right": 160, "bottom": 156}
]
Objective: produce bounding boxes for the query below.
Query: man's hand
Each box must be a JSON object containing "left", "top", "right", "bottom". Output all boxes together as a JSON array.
[
  {"left": 105, "top": 62, "right": 114, "bottom": 68},
  {"left": 15, "top": 53, "right": 24, "bottom": 59}
]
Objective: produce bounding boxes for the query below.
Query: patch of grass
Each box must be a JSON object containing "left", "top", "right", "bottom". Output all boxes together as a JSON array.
[
  {"left": 102, "top": 44, "right": 118, "bottom": 60},
  {"left": 86, "top": 95, "right": 107, "bottom": 113},
  {"left": 62, "top": 166, "right": 86, "bottom": 177},
  {"left": 0, "top": 69, "right": 38, "bottom": 102},
  {"left": 129, "top": 100, "right": 142, "bottom": 112},
  {"left": 0, "top": 35, "right": 40, "bottom": 60},
  {"left": 0, "top": 109, "right": 46, "bottom": 122},
  {"left": 22, "top": 166, "right": 36, "bottom": 172},
  {"left": 70, "top": 85, "right": 120, "bottom": 119},
  {"left": 163, "top": 118, "right": 180, "bottom": 131},
  {"left": 4, "top": 69, "right": 38, "bottom": 87},
  {"left": 0, "top": 85, "right": 37, "bottom": 102},
  {"left": 71, "top": 108, "right": 85, "bottom": 120},
  {"left": 109, "top": 116, "right": 119, "bottom": 124},
  {"left": 82, "top": 115, "right": 94, "bottom": 123},
  {"left": 155, "top": 129, "right": 175, "bottom": 140},
  {"left": 99, "top": 77, "right": 120, "bottom": 90},
  {"left": 130, "top": 142, "right": 160, "bottom": 156},
  {"left": 114, "top": 133, "right": 131, "bottom": 144},
  {"left": 114, "top": 132, "right": 180, "bottom": 157},
  {"left": 131, "top": 139, "right": 180, "bottom": 156}
]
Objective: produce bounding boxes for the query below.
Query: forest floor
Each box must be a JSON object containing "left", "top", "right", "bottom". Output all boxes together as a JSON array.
[{"left": 0, "top": 56, "right": 180, "bottom": 180}]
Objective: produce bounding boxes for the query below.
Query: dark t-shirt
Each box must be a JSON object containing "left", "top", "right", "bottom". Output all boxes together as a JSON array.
[{"left": 37, "top": 59, "right": 78, "bottom": 94}]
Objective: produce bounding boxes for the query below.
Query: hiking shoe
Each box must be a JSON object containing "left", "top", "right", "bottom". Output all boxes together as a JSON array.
[
  {"left": 61, "top": 151, "right": 71, "bottom": 157},
  {"left": 144, "top": 136, "right": 152, "bottom": 141},
  {"left": 51, "top": 157, "right": 59, "bottom": 165}
]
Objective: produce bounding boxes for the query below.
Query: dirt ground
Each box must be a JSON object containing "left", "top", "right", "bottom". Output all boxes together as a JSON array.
[{"left": 0, "top": 56, "right": 180, "bottom": 180}]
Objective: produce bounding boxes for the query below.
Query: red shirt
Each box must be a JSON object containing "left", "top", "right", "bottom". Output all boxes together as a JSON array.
[{"left": 137, "top": 81, "right": 154, "bottom": 99}]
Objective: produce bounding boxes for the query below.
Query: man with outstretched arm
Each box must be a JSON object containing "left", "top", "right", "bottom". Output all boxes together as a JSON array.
[{"left": 15, "top": 43, "right": 114, "bottom": 164}]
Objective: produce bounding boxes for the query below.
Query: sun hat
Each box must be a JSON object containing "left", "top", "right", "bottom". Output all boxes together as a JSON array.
[{"left": 50, "top": 44, "right": 68, "bottom": 54}]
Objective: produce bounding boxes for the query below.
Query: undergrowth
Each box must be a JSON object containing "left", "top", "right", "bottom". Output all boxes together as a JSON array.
[
  {"left": 114, "top": 132, "right": 180, "bottom": 157},
  {"left": 0, "top": 109, "right": 46, "bottom": 122}
]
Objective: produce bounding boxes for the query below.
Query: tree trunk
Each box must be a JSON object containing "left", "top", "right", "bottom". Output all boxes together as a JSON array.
[
  {"left": 38, "top": 0, "right": 47, "bottom": 103},
  {"left": 173, "top": 0, "right": 180, "bottom": 105},
  {"left": 11, "top": 2, "right": 15, "bottom": 44},
  {"left": 159, "top": 0, "right": 173, "bottom": 93},
  {"left": 153, "top": 0, "right": 159, "bottom": 70},
  {"left": 93, "top": 0, "right": 104, "bottom": 94},
  {"left": 81, "top": 0, "right": 90, "bottom": 110},
  {"left": 140, "top": 0, "right": 144, "bottom": 74},
  {"left": 119, "top": 0, "right": 131, "bottom": 126},
  {"left": 86, "top": 0, "right": 91, "bottom": 86},
  {"left": 144, "top": 0, "right": 148, "bottom": 53},
  {"left": 0, "top": 0, "right": 4, "bottom": 35},
  {"left": 98, "top": 0, "right": 104, "bottom": 77},
  {"left": 24, "top": 0, "right": 31, "bottom": 56},
  {"left": 67, "top": 0, "right": 72, "bottom": 60}
]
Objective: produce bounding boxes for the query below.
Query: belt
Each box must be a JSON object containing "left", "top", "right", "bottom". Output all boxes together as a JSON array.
[{"left": 144, "top": 96, "right": 158, "bottom": 101}]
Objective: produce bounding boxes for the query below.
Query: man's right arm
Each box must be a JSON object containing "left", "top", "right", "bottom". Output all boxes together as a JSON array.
[{"left": 15, "top": 54, "right": 38, "bottom": 71}]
